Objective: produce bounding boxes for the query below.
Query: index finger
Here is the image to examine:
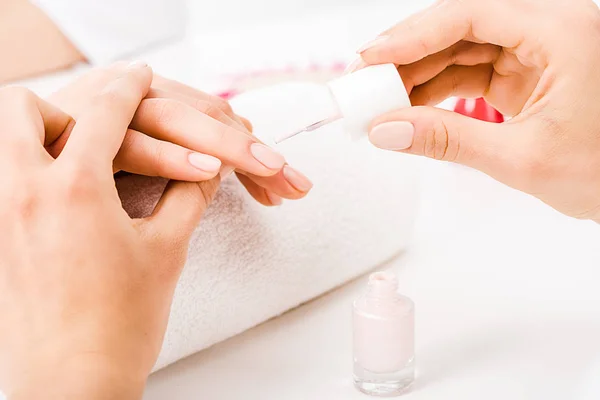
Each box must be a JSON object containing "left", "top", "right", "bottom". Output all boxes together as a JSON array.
[
  {"left": 360, "top": 0, "right": 524, "bottom": 66},
  {"left": 60, "top": 62, "right": 152, "bottom": 168}
]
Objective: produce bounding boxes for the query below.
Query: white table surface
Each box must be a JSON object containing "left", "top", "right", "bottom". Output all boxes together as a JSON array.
[
  {"left": 142, "top": 159, "right": 600, "bottom": 400},
  {"left": 14, "top": 1, "right": 600, "bottom": 399}
]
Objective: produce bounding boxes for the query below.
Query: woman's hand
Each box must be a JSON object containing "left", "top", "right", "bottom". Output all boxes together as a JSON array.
[
  {"left": 48, "top": 64, "right": 313, "bottom": 206},
  {"left": 353, "top": 0, "right": 600, "bottom": 222},
  {"left": 0, "top": 63, "right": 217, "bottom": 399}
]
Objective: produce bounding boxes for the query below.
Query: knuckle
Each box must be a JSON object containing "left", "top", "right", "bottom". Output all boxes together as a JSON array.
[
  {"left": 92, "top": 65, "right": 123, "bottom": 84},
  {"left": 92, "top": 88, "right": 121, "bottom": 110},
  {"left": 449, "top": 71, "right": 460, "bottom": 96},
  {"left": 512, "top": 116, "right": 562, "bottom": 191},
  {"left": 150, "top": 99, "right": 186, "bottom": 127},
  {"left": 10, "top": 185, "right": 39, "bottom": 220},
  {"left": 188, "top": 182, "right": 211, "bottom": 211},
  {"left": 207, "top": 119, "right": 229, "bottom": 144},
  {"left": 118, "top": 131, "right": 165, "bottom": 176},
  {"left": 190, "top": 98, "right": 211, "bottom": 114},
  {"left": 192, "top": 179, "right": 220, "bottom": 212},
  {"left": 515, "top": 151, "right": 548, "bottom": 191},
  {"left": 448, "top": 44, "right": 460, "bottom": 66},
  {"left": 213, "top": 98, "right": 234, "bottom": 115},
  {"left": 423, "top": 116, "right": 456, "bottom": 161},
  {"left": 203, "top": 104, "right": 226, "bottom": 122},
  {"left": 191, "top": 99, "right": 226, "bottom": 123},
  {"left": 147, "top": 142, "right": 168, "bottom": 177},
  {"left": 510, "top": 135, "right": 554, "bottom": 192},
  {"left": 0, "top": 87, "right": 37, "bottom": 108},
  {"left": 199, "top": 178, "right": 220, "bottom": 204},
  {"left": 58, "top": 163, "right": 102, "bottom": 201},
  {"left": 95, "top": 78, "right": 139, "bottom": 110},
  {"left": 117, "top": 130, "right": 138, "bottom": 157}
]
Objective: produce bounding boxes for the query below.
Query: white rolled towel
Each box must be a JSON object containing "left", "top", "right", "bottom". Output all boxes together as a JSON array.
[{"left": 116, "top": 82, "right": 421, "bottom": 371}]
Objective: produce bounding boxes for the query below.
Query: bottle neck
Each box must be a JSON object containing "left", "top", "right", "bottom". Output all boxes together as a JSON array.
[{"left": 365, "top": 271, "right": 400, "bottom": 300}]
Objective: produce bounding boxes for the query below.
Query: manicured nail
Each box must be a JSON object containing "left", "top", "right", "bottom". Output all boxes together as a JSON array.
[
  {"left": 369, "top": 121, "right": 415, "bottom": 150},
  {"left": 357, "top": 36, "right": 390, "bottom": 54},
  {"left": 126, "top": 60, "right": 148, "bottom": 69},
  {"left": 283, "top": 166, "right": 313, "bottom": 192},
  {"left": 266, "top": 191, "right": 283, "bottom": 206},
  {"left": 250, "top": 143, "right": 286, "bottom": 170},
  {"left": 219, "top": 166, "right": 235, "bottom": 179},
  {"left": 188, "top": 152, "right": 222, "bottom": 172},
  {"left": 343, "top": 58, "right": 367, "bottom": 75}
]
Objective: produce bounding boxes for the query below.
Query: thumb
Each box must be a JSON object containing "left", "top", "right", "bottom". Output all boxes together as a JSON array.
[
  {"left": 369, "top": 106, "right": 528, "bottom": 183},
  {"left": 143, "top": 178, "right": 221, "bottom": 245}
]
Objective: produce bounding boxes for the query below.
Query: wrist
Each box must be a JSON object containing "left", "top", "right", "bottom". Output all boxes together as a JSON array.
[{"left": 6, "top": 353, "right": 146, "bottom": 400}]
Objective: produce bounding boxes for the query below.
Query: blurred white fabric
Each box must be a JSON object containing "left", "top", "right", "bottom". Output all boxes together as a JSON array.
[
  {"left": 31, "top": 0, "right": 188, "bottom": 64},
  {"left": 28, "top": 0, "right": 373, "bottom": 65}
]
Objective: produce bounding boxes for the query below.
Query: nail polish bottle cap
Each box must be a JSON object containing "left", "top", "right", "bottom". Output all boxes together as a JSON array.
[{"left": 327, "top": 63, "right": 411, "bottom": 140}]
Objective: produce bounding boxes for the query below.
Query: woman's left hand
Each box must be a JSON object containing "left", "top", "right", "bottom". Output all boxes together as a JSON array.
[{"left": 47, "top": 63, "right": 313, "bottom": 206}]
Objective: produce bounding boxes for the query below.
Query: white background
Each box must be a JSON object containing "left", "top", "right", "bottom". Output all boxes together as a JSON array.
[{"left": 11, "top": 0, "right": 600, "bottom": 399}]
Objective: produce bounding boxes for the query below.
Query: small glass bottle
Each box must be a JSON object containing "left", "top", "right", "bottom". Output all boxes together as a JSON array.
[{"left": 353, "top": 271, "right": 415, "bottom": 396}]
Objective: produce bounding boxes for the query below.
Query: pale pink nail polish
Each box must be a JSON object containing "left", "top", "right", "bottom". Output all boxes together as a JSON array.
[
  {"left": 188, "top": 153, "right": 222, "bottom": 172},
  {"left": 369, "top": 121, "right": 415, "bottom": 151},
  {"left": 283, "top": 166, "right": 313, "bottom": 192},
  {"left": 250, "top": 143, "right": 286, "bottom": 170},
  {"left": 353, "top": 271, "right": 415, "bottom": 396},
  {"left": 357, "top": 36, "right": 390, "bottom": 54},
  {"left": 265, "top": 191, "right": 283, "bottom": 206}
]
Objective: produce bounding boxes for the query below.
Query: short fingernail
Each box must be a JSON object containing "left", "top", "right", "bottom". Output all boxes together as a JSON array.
[
  {"left": 283, "top": 165, "right": 313, "bottom": 192},
  {"left": 357, "top": 36, "right": 390, "bottom": 53},
  {"left": 344, "top": 58, "right": 367, "bottom": 75},
  {"left": 126, "top": 60, "right": 148, "bottom": 69},
  {"left": 188, "top": 152, "right": 222, "bottom": 172},
  {"left": 369, "top": 121, "right": 414, "bottom": 150},
  {"left": 250, "top": 143, "right": 286, "bottom": 170},
  {"left": 266, "top": 191, "right": 283, "bottom": 206}
]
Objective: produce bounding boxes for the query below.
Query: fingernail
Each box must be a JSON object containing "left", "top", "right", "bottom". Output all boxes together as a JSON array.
[
  {"left": 266, "top": 191, "right": 283, "bottom": 206},
  {"left": 126, "top": 60, "right": 148, "bottom": 69},
  {"left": 283, "top": 166, "right": 313, "bottom": 192},
  {"left": 343, "top": 58, "right": 367, "bottom": 75},
  {"left": 357, "top": 36, "right": 390, "bottom": 54},
  {"left": 369, "top": 121, "right": 415, "bottom": 150},
  {"left": 250, "top": 143, "right": 286, "bottom": 170},
  {"left": 188, "top": 152, "right": 222, "bottom": 172},
  {"left": 219, "top": 166, "right": 235, "bottom": 179}
]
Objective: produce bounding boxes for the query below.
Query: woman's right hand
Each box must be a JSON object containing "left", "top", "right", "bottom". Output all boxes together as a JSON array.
[{"left": 354, "top": 0, "right": 600, "bottom": 223}]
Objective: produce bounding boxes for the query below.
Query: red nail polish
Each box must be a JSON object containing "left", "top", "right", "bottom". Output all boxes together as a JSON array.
[{"left": 454, "top": 98, "right": 504, "bottom": 123}]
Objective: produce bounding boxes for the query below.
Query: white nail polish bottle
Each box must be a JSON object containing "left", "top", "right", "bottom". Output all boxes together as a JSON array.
[
  {"left": 353, "top": 271, "right": 415, "bottom": 397},
  {"left": 274, "top": 64, "right": 411, "bottom": 143}
]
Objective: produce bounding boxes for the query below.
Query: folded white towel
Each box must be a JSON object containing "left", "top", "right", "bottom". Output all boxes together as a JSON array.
[{"left": 116, "top": 82, "right": 421, "bottom": 372}]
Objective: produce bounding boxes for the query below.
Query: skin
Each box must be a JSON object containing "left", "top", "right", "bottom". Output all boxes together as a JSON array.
[
  {"left": 46, "top": 64, "right": 313, "bottom": 206},
  {"left": 353, "top": 0, "right": 600, "bottom": 223},
  {"left": 0, "top": 63, "right": 214, "bottom": 399},
  {"left": 0, "top": 0, "right": 85, "bottom": 83},
  {"left": 0, "top": 0, "right": 312, "bottom": 205}
]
